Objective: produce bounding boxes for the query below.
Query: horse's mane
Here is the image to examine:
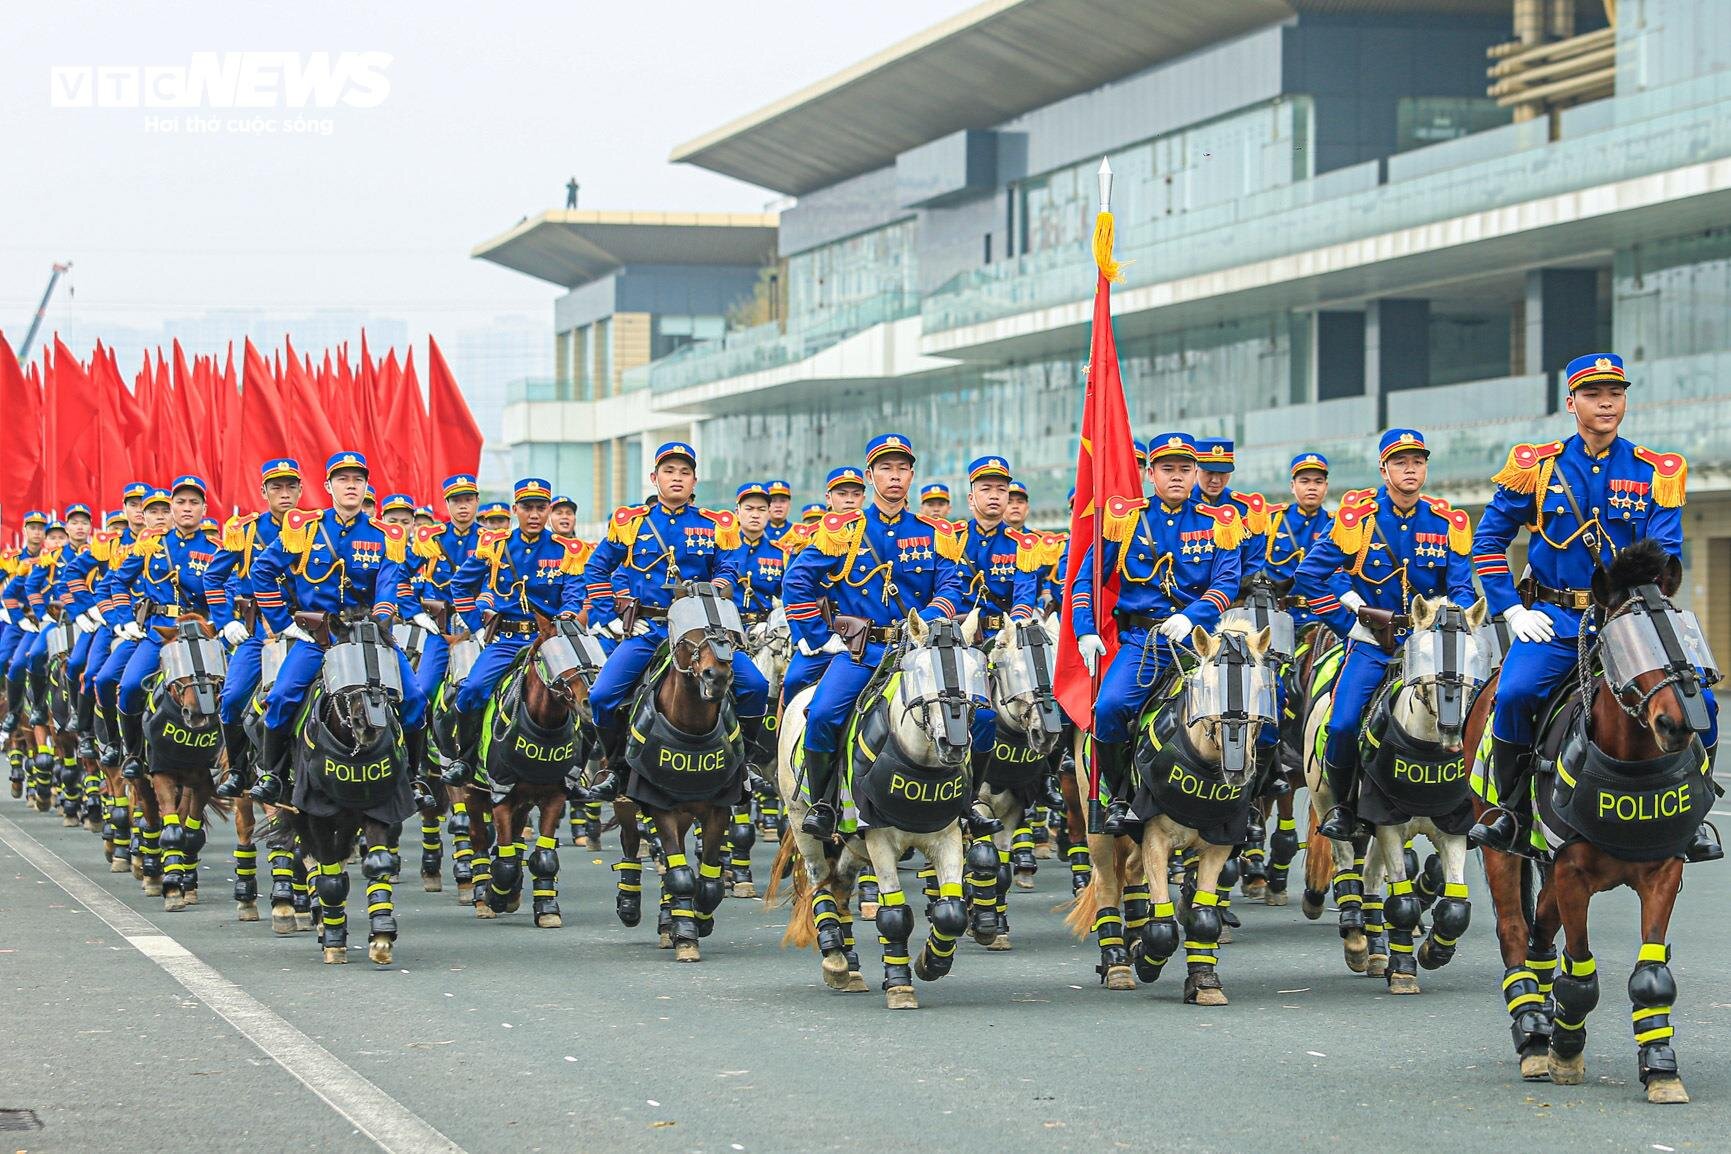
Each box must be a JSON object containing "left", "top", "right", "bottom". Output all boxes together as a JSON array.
[
  {"left": 1216, "top": 616, "right": 1257, "bottom": 638},
  {"left": 1605, "top": 538, "right": 1671, "bottom": 597}
]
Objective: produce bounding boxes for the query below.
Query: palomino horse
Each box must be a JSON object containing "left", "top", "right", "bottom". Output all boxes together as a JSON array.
[
  {"left": 1508, "top": 541, "right": 1716, "bottom": 1102},
  {"left": 609, "top": 582, "right": 750, "bottom": 963},
  {"left": 465, "top": 614, "right": 604, "bottom": 927},
  {"left": 971, "top": 617, "right": 1064, "bottom": 949},
  {"left": 1068, "top": 618, "right": 1277, "bottom": 1005},
  {"left": 1302, "top": 596, "right": 1490, "bottom": 992},
  {"left": 721, "top": 606, "right": 792, "bottom": 894},
  {"left": 771, "top": 611, "right": 987, "bottom": 1009},
  {"left": 142, "top": 617, "right": 230, "bottom": 913},
  {"left": 278, "top": 615, "right": 415, "bottom": 966}
]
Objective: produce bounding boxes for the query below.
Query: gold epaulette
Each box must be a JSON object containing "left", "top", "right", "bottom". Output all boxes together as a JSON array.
[
  {"left": 1010, "top": 529, "right": 1044, "bottom": 573},
  {"left": 411, "top": 524, "right": 444, "bottom": 560},
  {"left": 1230, "top": 491, "right": 1277, "bottom": 535},
  {"left": 475, "top": 528, "right": 510, "bottom": 563},
  {"left": 1423, "top": 495, "right": 1473, "bottom": 555},
  {"left": 130, "top": 532, "right": 164, "bottom": 560},
  {"left": 1331, "top": 497, "right": 1375, "bottom": 556},
  {"left": 278, "top": 509, "right": 321, "bottom": 555},
  {"left": 555, "top": 534, "right": 594, "bottom": 575},
  {"left": 1633, "top": 446, "right": 1688, "bottom": 507},
  {"left": 1101, "top": 496, "right": 1148, "bottom": 544},
  {"left": 222, "top": 512, "right": 258, "bottom": 552},
  {"left": 812, "top": 512, "right": 864, "bottom": 558},
  {"left": 1040, "top": 532, "right": 1067, "bottom": 568},
  {"left": 700, "top": 509, "right": 741, "bottom": 551},
  {"left": 1490, "top": 441, "right": 1565, "bottom": 495},
  {"left": 607, "top": 505, "right": 649, "bottom": 546},
  {"left": 920, "top": 515, "right": 963, "bottom": 562},
  {"left": 775, "top": 524, "right": 812, "bottom": 557},
  {"left": 1197, "top": 504, "right": 1247, "bottom": 551},
  {"left": 377, "top": 521, "right": 408, "bottom": 564}
]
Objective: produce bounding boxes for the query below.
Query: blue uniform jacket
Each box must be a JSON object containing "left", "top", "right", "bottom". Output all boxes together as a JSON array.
[
  {"left": 1071, "top": 497, "right": 1242, "bottom": 638},
  {"left": 249, "top": 509, "right": 409, "bottom": 631},
  {"left": 1472, "top": 435, "right": 1685, "bottom": 638},
  {"left": 956, "top": 519, "right": 1038, "bottom": 631},
  {"left": 201, "top": 511, "right": 286, "bottom": 631},
  {"left": 580, "top": 502, "right": 742, "bottom": 625},
  {"left": 1261, "top": 504, "right": 1334, "bottom": 625},
  {"left": 450, "top": 528, "right": 586, "bottom": 633},
  {"left": 780, "top": 505, "right": 968, "bottom": 651},
  {"left": 103, "top": 527, "right": 218, "bottom": 627},
  {"left": 1295, "top": 487, "right": 1476, "bottom": 639},
  {"left": 732, "top": 533, "right": 785, "bottom": 615}
]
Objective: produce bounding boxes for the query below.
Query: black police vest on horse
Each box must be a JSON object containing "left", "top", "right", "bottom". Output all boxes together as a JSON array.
[
  {"left": 1547, "top": 716, "right": 1713, "bottom": 861},
  {"left": 144, "top": 680, "right": 223, "bottom": 773},
  {"left": 1131, "top": 702, "right": 1253, "bottom": 846},
  {"left": 623, "top": 682, "right": 744, "bottom": 808},
  {"left": 847, "top": 696, "right": 970, "bottom": 834},
  {"left": 1355, "top": 681, "right": 1473, "bottom": 832},
  {"left": 479, "top": 666, "right": 592, "bottom": 796},
  {"left": 983, "top": 717, "right": 1049, "bottom": 798},
  {"left": 291, "top": 685, "right": 415, "bottom": 824}
]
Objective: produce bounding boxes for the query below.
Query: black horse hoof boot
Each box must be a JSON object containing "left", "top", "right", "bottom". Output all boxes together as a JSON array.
[
  {"left": 1685, "top": 822, "right": 1724, "bottom": 864},
  {"left": 800, "top": 802, "right": 837, "bottom": 839},
  {"left": 1101, "top": 800, "right": 1138, "bottom": 838},
  {"left": 411, "top": 778, "right": 436, "bottom": 811},
  {"left": 1467, "top": 807, "right": 1521, "bottom": 853},
  {"left": 75, "top": 733, "right": 97, "bottom": 760}
]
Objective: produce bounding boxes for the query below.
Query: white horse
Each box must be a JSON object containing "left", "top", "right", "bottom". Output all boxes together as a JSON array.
[
  {"left": 1302, "top": 595, "right": 1489, "bottom": 992},
  {"left": 1068, "top": 618, "right": 1278, "bottom": 1006},
  {"left": 971, "top": 616, "right": 1064, "bottom": 949},
  {"left": 770, "top": 609, "right": 985, "bottom": 1009}
]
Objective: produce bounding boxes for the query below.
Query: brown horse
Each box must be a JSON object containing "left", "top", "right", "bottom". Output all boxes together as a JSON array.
[
  {"left": 465, "top": 614, "right": 603, "bottom": 927},
  {"left": 611, "top": 583, "right": 744, "bottom": 963},
  {"left": 143, "top": 618, "right": 231, "bottom": 912}
]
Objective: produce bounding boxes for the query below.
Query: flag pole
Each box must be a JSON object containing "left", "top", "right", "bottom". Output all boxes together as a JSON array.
[{"left": 1086, "top": 156, "right": 1113, "bottom": 836}]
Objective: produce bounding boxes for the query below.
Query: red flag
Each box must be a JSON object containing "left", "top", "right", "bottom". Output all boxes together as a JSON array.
[
  {"left": 395, "top": 348, "right": 432, "bottom": 500},
  {"left": 371, "top": 349, "right": 405, "bottom": 497},
  {"left": 0, "top": 331, "right": 44, "bottom": 537},
  {"left": 90, "top": 348, "right": 135, "bottom": 510},
  {"left": 49, "top": 337, "right": 101, "bottom": 509},
  {"left": 214, "top": 344, "right": 241, "bottom": 515},
  {"left": 427, "top": 336, "right": 482, "bottom": 499},
  {"left": 131, "top": 353, "right": 160, "bottom": 483},
  {"left": 1053, "top": 219, "right": 1140, "bottom": 739},
  {"left": 240, "top": 339, "right": 294, "bottom": 510},
  {"left": 285, "top": 337, "right": 344, "bottom": 504}
]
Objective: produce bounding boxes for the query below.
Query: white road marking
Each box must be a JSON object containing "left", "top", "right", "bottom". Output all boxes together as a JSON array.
[{"left": 0, "top": 813, "right": 465, "bottom": 1154}]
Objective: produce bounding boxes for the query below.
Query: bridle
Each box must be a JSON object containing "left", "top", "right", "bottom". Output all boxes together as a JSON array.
[{"left": 1584, "top": 582, "right": 1715, "bottom": 732}]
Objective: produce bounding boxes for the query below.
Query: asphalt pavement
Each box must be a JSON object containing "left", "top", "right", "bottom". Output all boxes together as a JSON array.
[{"left": 4, "top": 798, "right": 1731, "bottom": 1154}]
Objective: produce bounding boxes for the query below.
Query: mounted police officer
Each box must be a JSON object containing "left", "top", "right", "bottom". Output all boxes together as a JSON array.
[
  {"left": 0, "top": 510, "right": 50, "bottom": 734},
  {"left": 247, "top": 451, "right": 427, "bottom": 804},
  {"left": 1072, "top": 433, "right": 1245, "bottom": 836},
  {"left": 1005, "top": 479, "right": 1030, "bottom": 533},
  {"left": 778, "top": 466, "right": 869, "bottom": 706},
  {"left": 63, "top": 499, "right": 140, "bottom": 758},
  {"left": 765, "top": 480, "right": 794, "bottom": 544},
  {"left": 90, "top": 485, "right": 162, "bottom": 762},
  {"left": 203, "top": 458, "right": 304, "bottom": 796},
  {"left": 1296, "top": 429, "right": 1476, "bottom": 841},
  {"left": 577, "top": 442, "right": 771, "bottom": 802},
  {"left": 1195, "top": 437, "right": 1270, "bottom": 575},
  {"left": 8, "top": 511, "right": 79, "bottom": 730},
  {"left": 106, "top": 476, "right": 218, "bottom": 779},
  {"left": 919, "top": 482, "right": 952, "bottom": 522},
  {"left": 1466, "top": 353, "right": 1719, "bottom": 859},
  {"left": 407, "top": 474, "right": 482, "bottom": 706},
  {"left": 731, "top": 482, "right": 783, "bottom": 622},
  {"left": 548, "top": 494, "right": 578, "bottom": 538},
  {"left": 439, "top": 477, "right": 589, "bottom": 785},
  {"left": 50, "top": 504, "right": 105, "bottom": 755},
  {"left": 786, "top": 433, "right": 971, "bottom": 838},
  {"left": 1260, "top": 452, "right": 1334, "bottom": 626}
]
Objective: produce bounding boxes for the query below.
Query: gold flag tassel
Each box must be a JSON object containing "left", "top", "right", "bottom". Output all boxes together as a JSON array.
[{"left": 1092, "top": 211, "right": 1124, "bottom": 284}]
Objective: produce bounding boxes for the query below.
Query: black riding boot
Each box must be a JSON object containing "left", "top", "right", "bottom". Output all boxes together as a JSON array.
[
  {"left": 1317, "top": 752, "right": 1370, "bottom": 841},
  {"left": 26, "top": 669, "right": 49, "bottom": 725},
  {"left": 1687, "top": 742, "right": 1723, "bottom": 862},
  {"left": 439, "top": 709, "right": 484, "bottom": 786},
  {"left": 1467, "top": 737, "right": 1531, "bottom": 853},
  {"left": 799, "top": 746, "right": 839, "bottom": 838},
  {"left": 1094, "top": 740, "right": 1138, "bottom": 837},
  {"left": 575, "top": 722, "right": 628, "bottom": 802},
  {"left": 963, "top": 749, "right": 1004, "bottom": 836},
  {"left": 405, "top": 727, "right": 435, "bottom": 810},
  {"left": 118, "top": 711, "right": 146, "bottom": 781},
  {"left": 215, "top": 721, "right": 252, "bottom": 798},
  {"left": 249, "top": 726, "right": 290, "bottom": 804},
  {"left": 74, "top": 688, "right": 98, "bottom": 759},
  {"left": 2, "top": 672, "right": 24, "bottom": 733}
]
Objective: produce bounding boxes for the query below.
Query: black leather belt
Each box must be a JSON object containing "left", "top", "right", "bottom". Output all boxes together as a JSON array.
[
  {"left": 493, "top": 619, "right": 537, "bottom": 636},
  {"left": 1114, "top": 610, "right": 1168, "bottom": 632},
  {"left": 864, "top": 626, "right": 898, "bottom": 643},
  {"left": 1532, "top": 584, "right": 1593, "bottom": 611}
]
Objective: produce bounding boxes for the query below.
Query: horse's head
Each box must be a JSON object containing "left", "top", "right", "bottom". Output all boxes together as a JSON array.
[
  {"left": 894, "top": 609, "right": 987, "bottom": 769},
  {"left": 528, "top": 612, "right": 606, "bottom": 727},
  {"left": 748, "top": 606, "right": 792, "bottom": 695},
  {"left": 1396, "top": 595, "right": 1491, "bottom": 751},
  {"left": 988, "top": 616, "right": 1063, "bottom": 757},
  {"left": 667, "top": 582, "right": 744, "bottom": 703},
  {"left": 154, "top": 616, "right": 225, "bottom": 730},
  {"left": 1182, "top": 618, "right": 1277, "bottom": 786},
  {"left": 320, "top": 620, "right": 403, "bottom": 751},
  {"left": 1592, "top": 539, "right": 1718, "bottom": 753}
]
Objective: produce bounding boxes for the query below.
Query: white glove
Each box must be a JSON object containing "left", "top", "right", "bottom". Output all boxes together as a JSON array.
[
  {"left": 1349, "top": 620, "right": 1379, "bottom": 647},
  {"left": 0, "top": 607, "right": 9, "bottom": 624},
  {"left": 605, "top": 617, "right": 626, "bottom": 639},
  {"left": 221, "top": 620, "right": 250, "bottom": 647},
  {"left": 411, "top": 612, "right": 440, "bottom": 633},
  {"left": 115, "top": 621, "right": 146, "bottom": 642},
  {"left": 1077, "top": 633, "right": 1107, "bottom": 677},
  {"left": 1504, "top": 605, "right": 1556, "bottom": 645},
  {"left": 79, "top": 609, "right": 103, "bottom": 631},
  {"left": 588, "top": 621, "right": 612, "bottom": 639},
  {"left": 631, "top": 620, "right": 652, "bottom": 638},
  {"left": 1158, "top": 613, "right": 1194, "bottom": 642},
  {"left": 17, "top": 616, "right": 39, "bottom": 633},
  {"left": 1340, "top": 591, "right": 1366, "bottom": 612},
  {"left": 281, "top": 623, "right": 315, "bottom": 645}
]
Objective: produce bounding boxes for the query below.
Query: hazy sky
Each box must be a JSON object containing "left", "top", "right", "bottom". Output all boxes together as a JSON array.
[{"left": 3, "top": 1, "right": 979, "bottom": 349}]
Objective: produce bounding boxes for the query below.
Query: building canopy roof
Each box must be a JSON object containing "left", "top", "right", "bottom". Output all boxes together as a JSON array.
[{"left": 471, "top": 210, "right": 779, "bottom": 288}]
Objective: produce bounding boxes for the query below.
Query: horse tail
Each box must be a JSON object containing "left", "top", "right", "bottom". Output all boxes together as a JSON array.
[
  {"left": 204, "top": 794, "right": 233, "bottom": 825},
  {"left": 1304, "top": 805, "right": 1332, "bottom": 895},
  {"left": 764, "top": 832, "right": 799, "bottom": 905},
  {"left": 773, "top": 842, "right": 818, "bottom": 951},
  {"left": 253, "top": 808, "right": 293, "bottom": 845},
  {"left": 1061, "top": 874, "right": 1097, "bottom": 938}
]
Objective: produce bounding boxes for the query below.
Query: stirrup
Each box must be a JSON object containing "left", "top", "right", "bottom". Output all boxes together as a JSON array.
[
  {"left": 800, "top": 801, "right": 837, "bottom": 838},
  {"left": 412, "top": 777, "right": 437, "bottom": 810},
  {"left": 215, "top": 770, "right": 247, "bottom": 799},
  {"left": 1318, "top": 805, "right": 1366, "bottom": 842},
  {"left": 577, "top": 770, "right": 621, "bottom": 803},
  {"left": 1685, "top": 820, "right": 1723, "bottom": 864},
  {"left": 963, "top": 806, "right": 1004, "bottom": 837},
  {"left": 249, "top": 774, "right": 284, "bottom": 804},
  {"left": 1467, "top": 806, "right": 1523, "bottom": 853}
]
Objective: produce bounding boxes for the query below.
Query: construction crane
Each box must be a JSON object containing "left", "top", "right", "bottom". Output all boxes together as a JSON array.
[{"left": 17, "top": 261, "right": 72, "bottom": 363}]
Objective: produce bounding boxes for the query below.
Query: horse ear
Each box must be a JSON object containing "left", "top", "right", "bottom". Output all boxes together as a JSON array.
[
  {"left": 1660, "top": 553, "right": 1682, "bottom": 597},
  {"left": 1590, "top": 564, "right": 1612, "bottom": 608},
  {"left": 154, "top": 625, "right": 178, "bottom": 642},
  {"left": 1465, "top": 596, "right": 1489, "bottom": 631},
  {"left": 960, "top": 608, "right": 983, "bottom": 646},
  {"left": 906, "top": 610, "right": 928, "bottom": 645},
  {"left": 1411, "top": 596, "right": 1438, "bottom": 631},
  {"left": 1191, "top": 625, "right": 1213, "bottom": 657},
  {"left": 1250, "top": 625, "right": 1272, "bottom": 659}
]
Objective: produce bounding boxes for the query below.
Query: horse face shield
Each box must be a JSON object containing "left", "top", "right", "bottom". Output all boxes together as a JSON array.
[
  {"left": 1600, "top": 589, "right": 1720, "bottom": 734},
  {"left": 992, "top": 622, "right": 1062, "bottom": 737},
  {"left": 1185, "top": 632, "right": 1275, "bottom": 780},
  {"left": 1222, "top": 589, "right": 1295, "bottom": 664},
  {"left": 323, "top": 625, "right": 403, "bottom": 734},
  {"left": 902, "top": 621, "right": 987, "bottom": 761},
  {"left": 669, "top": 584, "right": 746, "bottom": 699},
  {"left": 536, "top": 625, "right": 607, "bottom": 722},
  {"left": 1402, "top": 605, "right": 1487, "bottom": 735},
  {"left": 159, "top": 634, "right": 227, "bottom": 722}
]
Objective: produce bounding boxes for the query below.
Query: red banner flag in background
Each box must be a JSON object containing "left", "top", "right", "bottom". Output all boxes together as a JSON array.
[
  {"left": 0, "top": 331, "right": 44, "bottom": 537},
  {"left": 427, "top": 335, "right": 482, "bottom": 495}
]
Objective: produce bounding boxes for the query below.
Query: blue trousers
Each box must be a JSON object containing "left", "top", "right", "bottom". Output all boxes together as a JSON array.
[
  {"left": 8, "top": 628, "right": 47, "bottom": 677},
  {"left": 220, "top": 633, "right": 264, "bottom": 725},
  {"left": 1093, "top": 630, "right": 1176, "bottom": 745},
  {"left": 781, "top": 649, "right": 837, "bottom": 705},
  {"left": 264, "top": 639, "right": 426, "bottom": 730},
  {"left": 118, "top": 629, "right": 168, "bottom": 714},
  {"left": 1325, "top": 640, "right": 1392, "bottom": 767},
  {"left": 95, "top": 635, "right": 140, "bottom": 713},
  {"left": 798, "top": 642, "right": 995, "bottom": 754},
  {"left": 1491, "top": 630, "right": 1718, "bottom": 748},
  {"left": 81, "top": 626, "right": 114, "bottom": 694},
  {"left": 67, "top": 626, "right": 95, "bottom": 685},
  {"left": 414, "top": 632, "right": 450, "bottom": 706},
  {"left": 453, "top": 632, "right": 531, "bottom": 714},
  {"left": 0, "top": 625, "right": 19, "bottom": 671},
  {"left": 589, "top": 631, "right": 769, "bottom": 729}
]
